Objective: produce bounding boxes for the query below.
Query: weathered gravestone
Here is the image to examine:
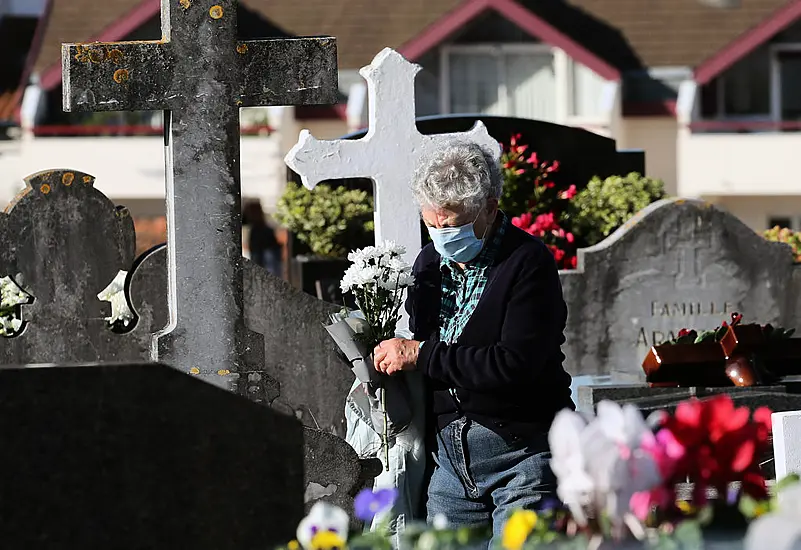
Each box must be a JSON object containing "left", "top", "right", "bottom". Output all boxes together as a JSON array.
[
  {"left": 61, "top": 0, "right": 338, "bottom": 386},
  {"left": 561, "top": 197, "right": 801, "bottom": 380},
  {"left": 0, "top": 171, "right": 374, "bottom": 516},
  {"left": 0, "top": 363, "right": 303, "bottom": 548}
]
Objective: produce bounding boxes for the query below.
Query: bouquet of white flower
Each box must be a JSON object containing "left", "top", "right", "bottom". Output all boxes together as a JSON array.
[
  {"left": 324, "top": 241, "right": 414, "bottom": 384},
  {"left": 324, "top": 242, "right": 416, "bottom": 470}
]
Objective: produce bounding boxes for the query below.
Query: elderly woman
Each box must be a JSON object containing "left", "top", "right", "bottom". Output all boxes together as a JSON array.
[{"left": 373, "top": 142, "right": 574, "bottom": 543}]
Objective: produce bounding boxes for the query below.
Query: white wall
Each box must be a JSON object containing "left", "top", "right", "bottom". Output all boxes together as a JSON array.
[
  {"left": 0, "top": 134, "right": 285, "bottom": 213},
  {"left": 679, "top": 131, "right": 801, "bottom": 197},
  {"left": 708, "top": 195, "right": 801, "bottom": 233},
  {"left": 618, "top": 117, "right": 679, "bottom": 195}
]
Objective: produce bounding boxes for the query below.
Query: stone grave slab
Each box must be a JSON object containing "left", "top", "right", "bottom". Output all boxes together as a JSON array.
[
  {"left": 561, "top": 198, "right": 800, "bottom": 379},
  {"left": 0, "top": 362, "right": 302, "bottom": 548}
]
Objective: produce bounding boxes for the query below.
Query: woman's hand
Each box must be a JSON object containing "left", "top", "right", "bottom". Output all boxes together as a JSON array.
[{"left": 373, "top": 338, "right": 420, "bottom": 375}]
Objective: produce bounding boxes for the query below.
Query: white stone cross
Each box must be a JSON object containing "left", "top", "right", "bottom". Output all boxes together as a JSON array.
[{"left": 285, "top": 48, "right": 501, "bottom": 328}]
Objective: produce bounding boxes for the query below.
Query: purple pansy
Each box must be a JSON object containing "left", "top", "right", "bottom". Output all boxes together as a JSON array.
[{"left": 353, "top": 488, "right": 398, "bottom": 521}]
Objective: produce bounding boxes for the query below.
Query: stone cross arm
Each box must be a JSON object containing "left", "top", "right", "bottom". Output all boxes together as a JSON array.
[{"left": 63, "top": 37, "right": 337, "bottom": 112}]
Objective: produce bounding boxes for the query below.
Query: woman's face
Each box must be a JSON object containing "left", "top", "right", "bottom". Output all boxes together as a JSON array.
[{"left": 420, "top": 199, "right": 498, "bottom": 238}]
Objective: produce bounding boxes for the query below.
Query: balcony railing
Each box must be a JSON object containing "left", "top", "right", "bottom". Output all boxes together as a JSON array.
[
  {"left": 689, "top": 119, "right": 801, "bottom": 133},
  {"left": 32, "top": 124, "right": 274, "bottom": 137}
]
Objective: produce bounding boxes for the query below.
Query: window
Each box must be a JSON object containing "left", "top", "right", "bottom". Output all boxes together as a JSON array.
[
  {"left": 768, "top": 216, "right": 793, "bottom": 230},
  {"left": 569, "top": 58, "right": 607, "bottom": 118},
  {"left": 699, "top": 46, "right": 770, "bottom": 118},
  {"left": 441, "top": 45, "right": 557, "bottom": 122},
  {"left": 697, "top": 43, "right": 801, "bottom": 122},
  {"left": 772, "top": 48, "right": 801, "bottom": 120}
]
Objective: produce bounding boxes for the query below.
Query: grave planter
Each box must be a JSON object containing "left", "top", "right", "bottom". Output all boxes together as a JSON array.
[
  {"left": 642, "top": 342, "right": 728, "bottom": 386},
  {"left": 720, "top": 324, "right": 765, "bottom": 358}
]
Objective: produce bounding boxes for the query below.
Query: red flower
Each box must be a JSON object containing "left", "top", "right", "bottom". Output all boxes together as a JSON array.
[
  {"left": 546, "top": 160, "right": 560, "bottom": 173},
  {"left": 731, "top": 312, "right": 743, "bottom": 326},
  {"left": 677, "top": 328, "right": 692, "bottom": 338},
  {"left": 568, "top": 255, "right": 577, "bottom": 269},
  {"left": 661, "top": 395, "right": 772, "bottom": 502},
  {"left": 565, "top": 232, "right": 575, "bottom": 244},
  {"left": 526, "top": 152, "right": 539, "bottom": 166}
]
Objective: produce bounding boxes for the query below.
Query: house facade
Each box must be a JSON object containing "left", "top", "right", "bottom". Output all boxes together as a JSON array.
[{"left": 0, "top": 0, "right": 799, "bottom": 241}]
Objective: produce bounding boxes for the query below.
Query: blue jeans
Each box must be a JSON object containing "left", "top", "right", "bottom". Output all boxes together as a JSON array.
[{"left": 426, "top": 417, "right": 555, "bottom": 548}]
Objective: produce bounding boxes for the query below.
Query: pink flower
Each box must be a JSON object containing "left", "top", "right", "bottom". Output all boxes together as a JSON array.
[
  {"left": 559, "top": 184, "right": 578, "bottom": 200},
  {"left": 511, "top": 213, "right": 532, "bottom": 230},
  {"left": 526, "top": 152, "right": 539, "bottom": 166}
]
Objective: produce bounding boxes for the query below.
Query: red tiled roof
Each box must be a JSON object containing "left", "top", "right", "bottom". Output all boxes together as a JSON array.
[{"left": 30, "top": 0, "right": 801, "bottom": 87}]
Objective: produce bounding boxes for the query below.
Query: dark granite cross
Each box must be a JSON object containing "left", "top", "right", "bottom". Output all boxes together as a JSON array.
[{"left": 61, "top": 1, "right": 338, "bottom": 382}]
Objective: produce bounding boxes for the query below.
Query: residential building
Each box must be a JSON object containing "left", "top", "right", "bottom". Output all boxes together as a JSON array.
[{"left": 0, "top": 0, "right": 799, "bottom": 241}]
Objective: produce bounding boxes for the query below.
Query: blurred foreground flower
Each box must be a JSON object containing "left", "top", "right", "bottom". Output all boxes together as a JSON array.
[
  {"left": 297, "top": 502, "right": 349, "bottom": 550},
  {"left": 353, "top": 488, "right": 397, "bottom": 522},
  {"left": 502, "top": 510, "right": 538, "bottom": 550}
]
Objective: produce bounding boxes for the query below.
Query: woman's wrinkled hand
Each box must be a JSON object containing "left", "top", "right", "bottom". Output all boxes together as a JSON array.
[{"left": 373, "top": 338, "right": 420, "bottom": 375}]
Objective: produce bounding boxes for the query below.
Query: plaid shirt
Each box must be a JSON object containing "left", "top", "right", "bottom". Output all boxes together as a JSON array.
[{"left": 439, "top": 212, "right": 508, "bottom": 344}]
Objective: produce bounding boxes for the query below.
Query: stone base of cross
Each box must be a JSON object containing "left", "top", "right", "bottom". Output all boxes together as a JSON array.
[{"left": 285, "top": 48, "right": 501, "bottom": 332}]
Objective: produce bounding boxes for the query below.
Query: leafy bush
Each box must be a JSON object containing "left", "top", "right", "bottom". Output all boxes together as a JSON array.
[
  {"left": 276, "top": 182, "right": 374, "bottom": 258},
  {"left": 568, "top": 172, "right": 666, "bottom": 246},
  {"left": 764, "top": 226, "right": 801, "bottom": 262}
]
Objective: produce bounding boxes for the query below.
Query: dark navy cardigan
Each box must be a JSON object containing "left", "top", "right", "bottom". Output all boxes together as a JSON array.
[{"left": 407, "top": 224, "right": 575, "bottom": 442}]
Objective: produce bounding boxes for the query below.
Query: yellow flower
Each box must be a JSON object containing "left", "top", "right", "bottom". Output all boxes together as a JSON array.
[
  {"left": 502, "top": 510, "right": 538, "bottom": 550},
  {"left": 288, "top": 541, "right": 300, "bottom": 550},
  {"left": 676, "top": 500, "right": 697, "bottom": 515},
  {"left": 310, "top": 531, "right": 346, "bottom": 550}
]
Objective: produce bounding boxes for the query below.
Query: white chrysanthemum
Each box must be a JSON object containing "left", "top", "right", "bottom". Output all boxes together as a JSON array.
[
  {"left": 397, "top": 272, "right": 415, "bottom": 288},
  {"left": 385, "top": 257, "right": 410, "bottom": 273},
  {"left": 379, "top": 240, "right": 406, "bottom": 257}
]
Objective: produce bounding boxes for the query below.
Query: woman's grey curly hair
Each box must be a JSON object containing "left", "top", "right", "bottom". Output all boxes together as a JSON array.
[{"left": 411, "top": 142, "right": 503, "bottom": 217}]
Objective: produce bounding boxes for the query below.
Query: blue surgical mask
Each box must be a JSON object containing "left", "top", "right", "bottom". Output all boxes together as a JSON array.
[{"left": 427, "top": 212, "right": 489, "bottom": 263}]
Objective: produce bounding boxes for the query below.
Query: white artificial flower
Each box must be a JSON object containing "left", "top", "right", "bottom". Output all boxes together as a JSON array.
[
  {"left": 549, "top": 401, "right": 662, "bottom": 528},
  {"left": 97, "top": 271, "right": 134, "bottom": 327},
  {"left": 296, "top": 501, "right": 350, "bottom": 550},
  {"left": 745, "top": 485, "right": 801, "bottom": 550},
  {"left": 432, "top": 513, "right": 449, "bottom": 530}
]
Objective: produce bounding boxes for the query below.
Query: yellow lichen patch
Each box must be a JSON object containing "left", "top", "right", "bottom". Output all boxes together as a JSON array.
[
  {"left": 61, "top": 172, "right": 75, "bottom": 186},
  {"left": 190, "top": 367, "right": 200, "bottom": 375},
  {"left": 108, "top": 49, "right": 124, "bottom": 64},
  {"left": 179, "top": 0, "right": 191, "bottom": 8},
  {"left": 113, "top": 69, "right": 130, "bottom": 84},
  {"left": 40, "top": 184, "right": 51, "bottom": 195},
  {"left": 236, "top": 43, "right": 248, "bottom": 55},
  {"left": 88, "top": 49, "right": 105, "bottom": 63},
  {"left": 209, "top": 5, "right": 223, "bottom": 19},
  {"left": 82, "top": 175, "right": 93, "bottom": 184},
  {"left": 217, "top": 369, "right": 231, "bottom": 376}
]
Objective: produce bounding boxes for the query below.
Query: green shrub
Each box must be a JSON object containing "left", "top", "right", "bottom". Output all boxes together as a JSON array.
[
  {"left": 764, "top": 226, "right": 801, "bottom": 262},
  {"left": 275, "top": 182, "right": 374, "bottom": 258},
  {"left": 569, "top": 172, "right": 666, "bottom": 246}
]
